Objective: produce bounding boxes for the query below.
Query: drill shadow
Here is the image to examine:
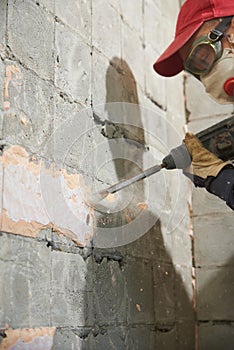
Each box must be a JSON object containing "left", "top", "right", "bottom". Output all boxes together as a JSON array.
[{"left": 80, "top": 57, "right": 195, "bottom": 349}]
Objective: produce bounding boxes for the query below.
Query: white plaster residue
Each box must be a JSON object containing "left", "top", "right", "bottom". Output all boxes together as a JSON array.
[
  {"left": 40, "top": 165, "right": 93, "bottom": 245},
  {"left": 4, "top": 162, "right": 49, "bottom": 224},
  {"left": 1, "top": 146, "right": 93, "bottom": 246}
]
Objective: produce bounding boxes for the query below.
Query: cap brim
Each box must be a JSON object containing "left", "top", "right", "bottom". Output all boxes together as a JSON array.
[{"left": 153, "top": 22, "right": 203, "bottom": 77}]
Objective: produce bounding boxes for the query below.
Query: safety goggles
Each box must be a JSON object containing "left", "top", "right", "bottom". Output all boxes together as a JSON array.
[{"left": 184, "top": 16, "right": 233, "bottom": 76}]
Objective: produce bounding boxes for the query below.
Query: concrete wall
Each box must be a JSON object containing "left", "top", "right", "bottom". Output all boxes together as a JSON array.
[{"left": 0, "top": 1, "right": 195, "bottom": 349}]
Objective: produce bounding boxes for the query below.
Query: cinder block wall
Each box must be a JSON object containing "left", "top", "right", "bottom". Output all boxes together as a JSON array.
[{"left": 0, "top": 1, "right": 195, "bottom": 349}]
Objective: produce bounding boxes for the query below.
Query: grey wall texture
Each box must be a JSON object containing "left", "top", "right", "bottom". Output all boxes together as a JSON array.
[{"left": 0, "top": 0, "right": 232, "bottom": 349}]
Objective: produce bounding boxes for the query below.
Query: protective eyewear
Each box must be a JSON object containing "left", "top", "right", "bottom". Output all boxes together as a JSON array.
[{"left": 184, "top": 16, "right": 233, "bottom": 76}]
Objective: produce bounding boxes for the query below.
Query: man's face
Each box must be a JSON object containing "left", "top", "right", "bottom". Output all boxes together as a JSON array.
[{"left": 179, "top": 18, "right": 234, "bottom": 104}]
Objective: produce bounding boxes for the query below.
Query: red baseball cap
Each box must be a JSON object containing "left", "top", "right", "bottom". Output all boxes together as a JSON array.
[{"left": 153, "top": 0, "right": 234, "bottom": 77}]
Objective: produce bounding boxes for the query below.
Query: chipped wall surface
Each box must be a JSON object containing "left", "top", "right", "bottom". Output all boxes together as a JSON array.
[
  {"left": 0, "top": 0, "right": 196, "bottom": 349},
  {"left": 1, "top": 145, "right": 92, "bottom": 246},
  {"left": 0, "top": 327, "right": 56, "bottom": 350}
]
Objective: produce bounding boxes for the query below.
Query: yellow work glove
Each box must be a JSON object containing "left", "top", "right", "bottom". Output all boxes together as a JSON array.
[{"left": 183, "top": 132, "right": 233, "bottom": 186}]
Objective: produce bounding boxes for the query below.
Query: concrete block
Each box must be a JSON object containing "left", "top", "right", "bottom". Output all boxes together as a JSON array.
[
  {"left": 185, "top": 75, "right": 234, "bottom": 120},
  {"left": 192, "top": 186, "right": 231, "bottom": 216},
  {"left": 144, "top": 0, "right": 162, "bottom": 53},
  {"left": 120, "top": 216, "right": 171, "bottom": 265},
  {"left": 53, "top": 91, "right": 83, "bottom": 127},
  {"left": 156, "top": 322, "right": 195, "bottom": 350},
  {"left": 0, "top": 233, "right": 51, "bottom": 328},
  {"left": 153, "top": 262, "right": 175, "bottom": 323},
  {"left": 90, "top": 327, "right": 126, "bottom": 350},
  {"left": 161, "top": 0, "right": 179, "bottom": 31},
  {"left": 196, "top": 266, "right": 234, "bottom": 320},
  {"left": 93, "top": 52, "right": 142, "bottom": 115},
  {"left": 160, "top": 2, "right": 178, "bottom": 49},
  {"left": 155, "top": 325, "right": 176, "bottom": 350},
  {"left": 53, "top": 328, "right": 83, "bottom": 350},
  {"left": 51, "top": 100, "right": 95, "bottom": 170},
  {"left": 92, "top": 50, "right": 110, "bottom": 117},
  {"left": 193, "top": 213, "right": 234, "bottom": 267},
  {"left": 82, "top": 122, "right": 113, "bottom": 181},
  {"left": 121, "top": 22, "right": 144, "bottom": 90},
  {"left": 93, "top": 199, "right": 162, "bottom": 250},
  {"left": 170, "top": 217, "right": 192, "bottom": 266},
  {"left": 3, "top": 62, "right": 54, "bottom": 154},
  {"left": 107, "top": 0, "right": 120, "bottom": 12},
  {"left": 0, "top": 163, "right": 3, "bottom": 219},
  {"left": 120, "top": 0, "right": 143, "bottom": 35},
  {"left": 31, "top": 0, "right": 54, "bottom": 13},
  {"left": 92, "top": 0, "right": 121, "bottom": 59},
  {"left": 55, "top": 22, "right": 91, "bottom": 105},
  {"left": 122, "top": 220, "right": 173, "bottom": 262},
  {"left": 188, "top": 114, "right": 229, "bottom": 134},
  {"left": 139, "top": 103, "right": 168, "bottom": 153},
  {"left": 159, "top": 172, "right": 189, "bottom": 237},
  {"left": 174, "top": 265, "right": 194, "bottom": 321},
  {"left": 123, "top": 257, "right": 155, "bottom": 324},
  {"left": 92, "top": 258, "right": 127, "bottom": 324},
  {"left": 51, "top": 250, "right": 91, "bottom": 327},
  {"left": 126, "top": 326, "right": 156, "bottom": 349},
  {"left": 0, "top": 60, "right": 5, "bottom": 137},
  {"left": 8, "top": 0, "right": 54, "bottom": 80},
  {"left": 166, "top": 74, "right": 185, "bottom": 120},
  {"left": 144, "top": 45, "right": 166, "bottom": 109},
  {"left": 0, "top": 0, "right": 7, "bottom": 47},
  {"left": 198, "top": 323, "right": 234, "bottom": 350},
  {"left": 55, "top": 0, "right": 91, "bottom": 43},
  {"left": 176, "top": 321, "right": 195, "bottom": 350}
]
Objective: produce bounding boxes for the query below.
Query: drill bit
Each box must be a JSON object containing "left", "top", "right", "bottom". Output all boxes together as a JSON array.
[{"left": 87, "top": 163, "right": 165, "bottom": 206}]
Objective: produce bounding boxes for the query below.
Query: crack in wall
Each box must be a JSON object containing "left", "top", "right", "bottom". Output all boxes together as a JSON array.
[
  {"left": 145, "top": 92, "right": 167, "bottom": 112},
  {"left": 92, "top": 111, "right": 149, "bottom": 150},
  {"left": 93, "top": 250, "right": 124, "bottom": 268}
]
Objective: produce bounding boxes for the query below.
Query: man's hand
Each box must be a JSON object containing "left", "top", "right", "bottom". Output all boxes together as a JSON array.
[{"left": 183, "top": 132, "right": 233, "bottom": 186}]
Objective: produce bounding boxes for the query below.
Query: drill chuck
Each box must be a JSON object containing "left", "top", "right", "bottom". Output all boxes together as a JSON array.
[{"left": 162, "top": 144, "right": 191, "bottom": 170}]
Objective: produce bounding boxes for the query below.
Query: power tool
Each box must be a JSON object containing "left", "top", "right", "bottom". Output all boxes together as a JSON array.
[
  {"left": 163, "top": 115, "right": 234, "bottom": 169},
  {"left": 196, "top": 115, "right": 234, "bottom": 162},
  {"left": 88, "top": 116, "right": 234, "bottom": 205}
]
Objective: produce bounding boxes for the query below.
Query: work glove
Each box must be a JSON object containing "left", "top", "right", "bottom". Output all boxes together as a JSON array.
[{"left": 183, "top": 132, "right": 233, "bottom": 187}]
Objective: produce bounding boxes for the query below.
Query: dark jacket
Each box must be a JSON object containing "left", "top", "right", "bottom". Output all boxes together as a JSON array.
[
  {"left": 207, "top": 168, "right": 234, "bottom": 211},
  {"left": 184, "top": 167, "right": 234, "bottom": 210}
]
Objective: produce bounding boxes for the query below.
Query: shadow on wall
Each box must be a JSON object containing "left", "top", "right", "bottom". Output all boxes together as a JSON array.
[
  {"left": 195, "top": 252, "right": 234, "bottom": 349},
  {"left": 79, "top": 57, "right": 195, "bottom": 349}
]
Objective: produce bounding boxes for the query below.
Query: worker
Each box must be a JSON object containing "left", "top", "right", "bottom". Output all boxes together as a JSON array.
[{"left": 153, "top": 0, "right": 234, "bottom": 211}]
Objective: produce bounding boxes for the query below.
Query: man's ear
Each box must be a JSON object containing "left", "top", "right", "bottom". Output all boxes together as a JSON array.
[{"left": 231, "top": 17, "right": 234, "bottom": 28}]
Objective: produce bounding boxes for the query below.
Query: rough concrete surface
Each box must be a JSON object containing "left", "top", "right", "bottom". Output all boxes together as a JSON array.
[{"left": 1, "top": 0, "right": 233, "bottom": 349}]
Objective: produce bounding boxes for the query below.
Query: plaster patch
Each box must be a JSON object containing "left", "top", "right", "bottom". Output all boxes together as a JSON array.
[
  {"left": 0, "top": 327, "right": 56, "bottom": 350},
  {"left": 0, "top": 146, "right": 93, "bottom": 246},
  {"left": 1, "top": 209, "right": 46, "bottom": 238}
]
